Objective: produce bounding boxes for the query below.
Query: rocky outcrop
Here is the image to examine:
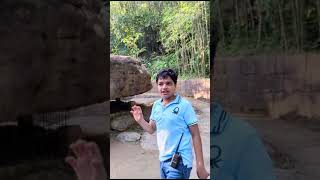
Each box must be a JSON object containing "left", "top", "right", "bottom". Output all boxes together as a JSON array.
[
  {"left": 111, "top": 112, "right": 135, "bottom": 131},
  {"left": 110, "top": 101, "right": 152, "bottom": 131},
  {"left": 117, "top": 132, "right": 141, "bottom": 143},
  {"left": 0, "top": 0, "right": 106, "bottom": 122},
  {"left": 110, "top": 55, "right": 152, "bottom": 100}
]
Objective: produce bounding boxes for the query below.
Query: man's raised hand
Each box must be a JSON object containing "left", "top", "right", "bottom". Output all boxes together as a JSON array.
[{"left": 130, "top": 105, "right": 144, "bottom": 122}]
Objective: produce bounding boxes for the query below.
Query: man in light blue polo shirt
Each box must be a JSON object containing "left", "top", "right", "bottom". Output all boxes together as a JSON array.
[{"left": 130, "top": 68, "right": 209, "bottom": 179}]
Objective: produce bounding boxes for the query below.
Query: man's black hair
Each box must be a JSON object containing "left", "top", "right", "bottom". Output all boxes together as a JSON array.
[{"left": 156, "top": 69, "right": 178, "bottom": 85}]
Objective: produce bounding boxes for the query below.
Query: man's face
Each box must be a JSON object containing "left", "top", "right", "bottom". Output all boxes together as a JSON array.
[{"left": 157, "top": 76, "right": 176, "bottom": 100}]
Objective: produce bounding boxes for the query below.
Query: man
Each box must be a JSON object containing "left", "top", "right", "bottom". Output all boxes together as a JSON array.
[
  {"left": 130, "top": 68, "right": 209, "bottom": 179},
  {"left": 65, "top": 69, "right": 209, "bottom": 179},
  {"left": 211, "top": 102, "right": 277, "bottom": 180}
]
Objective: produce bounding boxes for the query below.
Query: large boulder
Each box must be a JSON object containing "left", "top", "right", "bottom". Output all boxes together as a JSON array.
[
  {"left": 0, "top": 0, "right": 107, "bottom": 122},
  {"left": 110, "top": 55, "right": 152, "bottom": 100}
]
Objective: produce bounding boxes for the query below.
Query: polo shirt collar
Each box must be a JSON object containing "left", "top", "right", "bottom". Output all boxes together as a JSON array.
[{"left": 160, "top": 93, "right": 181, "bottom": 107}]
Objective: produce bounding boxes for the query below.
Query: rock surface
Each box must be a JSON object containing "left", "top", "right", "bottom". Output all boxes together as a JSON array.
[
  {"left": 110, "top": 55, "right": 152, "bottom": 100},
  {"left": 0, "top": 0, "right": 106, "bottom": 122},
  {"left": 117, "top": 132, "right": 141, "bottom": 143},
  {"left": 111, "top": 112, "right": 135, "bottom": 131}
]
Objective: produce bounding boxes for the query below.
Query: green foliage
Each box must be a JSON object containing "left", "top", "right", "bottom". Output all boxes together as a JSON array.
[
  {"left": 160, "top": 2, "right": 198, "bottom": 51},
  {"left": 144, "top": 53, "right": 178, "bottom": 80},
  {"left": 110, "top": 1, "right": 210, "bottom": 78},
  {"left": 111, "top": 1, "right": 162, "bottom": 57},
  {"left": 213, "top": 0, "right": 320, "bottom": 56}
]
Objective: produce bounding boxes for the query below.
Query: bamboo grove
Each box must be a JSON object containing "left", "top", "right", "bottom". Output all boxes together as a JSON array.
[
  {"left": 110, "top": 1, "right": 210, "bottom": 79},
  {"left": 212, "top": 0, "right": 320, "bottom": 56}
]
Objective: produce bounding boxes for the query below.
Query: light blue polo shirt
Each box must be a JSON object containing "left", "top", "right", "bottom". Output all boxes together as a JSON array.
[{"left": 150, "top": 94, "right": 198, "bottom": 168}]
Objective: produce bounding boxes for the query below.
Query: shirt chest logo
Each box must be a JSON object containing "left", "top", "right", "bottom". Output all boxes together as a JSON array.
[
  {"left": 172, "top": 107, "right": 179, "bottom": 114},
  {"left": 211, "top": 145, "right": 222, "bottom": 169}
]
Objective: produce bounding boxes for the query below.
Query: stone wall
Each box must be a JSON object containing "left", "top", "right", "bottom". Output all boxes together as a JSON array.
[
  {"left": 213, "top": 53, "right": 320, "bottom": 119},
  {"left": 150, "top": 79, "right": 210, "bottom": 100}
]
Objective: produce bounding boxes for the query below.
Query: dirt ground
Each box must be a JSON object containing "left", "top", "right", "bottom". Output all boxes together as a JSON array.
[
  {"left": 235, "top": 113, "right": 320, "bottom": 180},
  {"left": 110, "top": 94, "right": 210, "bottom": 179}
]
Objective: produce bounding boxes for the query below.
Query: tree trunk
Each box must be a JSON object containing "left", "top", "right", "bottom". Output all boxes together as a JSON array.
[
  {"left": 216, "top": 0, "right": 225, "bottom": 47},
  {"left": 292, "top": 0, "right": 299, "bottom": 51},
  {"left": 317, "top": 0, "right": 320, "bottom": 37},
  {"left": 295, "top": 0, "right": 304, "bottom": 51},
  {"left": 234, "top": 0, "right": 240, "bottom": 38},
  {"left": 278, "top": 0, "right": 287, "bottom": 51},
  {"left": 246, "top": 0, "right": 255, "bottom": 30},
  {"left": 256, "top": 0, "right": 262, "bottom": 48},
  {"left": 244, "top": 0, "right": 249, "bottom": 42}
]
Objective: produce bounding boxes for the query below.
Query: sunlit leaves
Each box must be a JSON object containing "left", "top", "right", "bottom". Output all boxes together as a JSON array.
[{"left": 110, "top": 1, "right": 210, "bottom": 78}]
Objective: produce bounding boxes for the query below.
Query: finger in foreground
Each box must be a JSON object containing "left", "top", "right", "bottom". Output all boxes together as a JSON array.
[
  {"left": 70, "top": 139, "right": 87, "bottom": 157},
  {"left": 88, "top": 142, "right": 103, "bottom": 159},
  {"left": 65, "top": 156, "right": 77, "bottom": 169}
]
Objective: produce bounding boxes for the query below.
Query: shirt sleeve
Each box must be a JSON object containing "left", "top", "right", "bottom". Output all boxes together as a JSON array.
[
  {"left": 149, "top": 102, "right": 157, "bottom": 122},
  {"left": 183, "top": 102, "right": 198, "bottom": 126},
  {"left": 236, "top": 134, "right": 277, "bottom": 180}
]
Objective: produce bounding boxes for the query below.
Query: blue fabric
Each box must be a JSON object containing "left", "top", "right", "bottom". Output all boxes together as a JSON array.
[
  {"left": 160, "top": 158, "right": 192, "bottom": 179},
  {"left": 211, "top": 103, "right": 277, "bottom": 180},
  {"left": 150, "top": 94, "right": 198, "bottom": 168}
]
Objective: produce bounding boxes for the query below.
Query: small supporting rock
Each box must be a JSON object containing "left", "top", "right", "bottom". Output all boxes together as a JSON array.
[{"left": 117, "top": 132, "right": 141, "bottom": 143}]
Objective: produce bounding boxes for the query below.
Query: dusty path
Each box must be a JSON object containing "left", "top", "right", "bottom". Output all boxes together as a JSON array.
[
  {"left": 235, "top": 114, "right": 320, "bottom": 180},
  {"left": 110, "top": 93, "right": 210, "bottom": 179}
]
